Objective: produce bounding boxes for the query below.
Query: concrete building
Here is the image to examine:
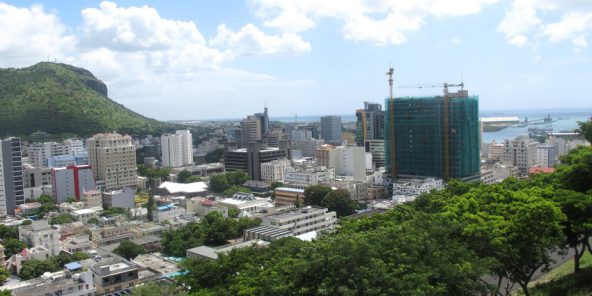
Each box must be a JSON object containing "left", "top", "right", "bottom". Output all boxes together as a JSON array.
[
  {"left": 26, "top": 139, "right": 85, "bottom": 168},
  {"left": 0, "top": 137, "right": 24, "bottom": 216},
  {"left": 316, "top": 144, "right": 336, "bottom": 169},
  {"left": 241, "top": 115, "right": 263, "bottom": 145},
  {"left": 70, "top": 207, "right": 102, "bottom": 223},
  {"left": 260, "top": 159, "right": 292, "bottom": 183},
  {"left": 51, "top": 165, "right": 96, "bottom": 203},
  {"left": 217, "top": 193, "right": 271, "bottom": 214},
  {"left": 392, "top": 178, "right": 444, "bottom": 203},
  {"left": 224, "top": 140, "right": 290, "bottom": 181},
  {"left": 91, "top": 217, "right": 134, "bottom": 246},
  {"left": 102, "top": 187, "right": 135, "bottom": 209},
  {"left": 488, "top": 141, "right": 505, "bottom": 161},
  {"left": 161, "top": 130, "right": 193, "bottom": 168},
  {"left": 365, "top": 140, "right": 385, "bottom": 170},
  {"left": 186, "top": 197, "right": 228, "bottom": 218},
  {"left": 158, "top": 181, "right": 208, "bottom": 197},
  {"left": 283, "top": 166, "right": 335, "bottom": 189},
  {"left": 292, "top": 138, "right": 324, "bottom": 158},
  {"left": 9, "top": 269, "right": 96, "bottom": 296},
  {"left": 537, "top": 143, "right": 557, "bottom": 168},
  {"left": 187, "top": 240, "right": 269, "bottom": 260},
  {"left": 334, "top": 146, "right": 367, "bottom": 181},
  {"left": 325, "top": 178, "right": 369, "bottom": 201},
  {"left": 355, "top": 101, "right": 385, "bottom": 146},
  {"left": 261, "top": 206, "right": 337, "bottom": 236},
  {"left": 48, "top": 153, "right": 89, "bottom": 168},
  {"left": 503, "top": 135, "right": 538, "bottom": 175},
  {"left": 320, "top": 116, "right": 342, "bottom": 145},
  {"left": 274, "top": 187, "right": 305, "bottom": 207},
  {"left": 90, "top": 259, "right": 139, "bottom": 295},
  {"left": 87, "top": 133, "right": 138, "bottom": 191},
  {"left": 23, "top": 164, "right": 52, "bottom": 188},
  {"left": 18, "top": 220, "right": 61, "bottom": 256},
  {"left": 152, "top": 204, "right": 187, "bottom": 223}
]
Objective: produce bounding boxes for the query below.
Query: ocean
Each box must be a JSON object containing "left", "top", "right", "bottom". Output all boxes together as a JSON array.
[{"left": 271, "top": 108, "right": 592, "bottom": 143}]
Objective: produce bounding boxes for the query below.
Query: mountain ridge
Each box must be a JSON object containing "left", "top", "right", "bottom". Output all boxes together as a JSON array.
[{"left": 0, "top": 62, "right": 177, "bottom": 137}]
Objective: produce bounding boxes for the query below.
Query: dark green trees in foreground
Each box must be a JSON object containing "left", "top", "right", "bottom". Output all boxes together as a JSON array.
[{"left": 177, "top": 144, "right": 592, "bottom": 296}]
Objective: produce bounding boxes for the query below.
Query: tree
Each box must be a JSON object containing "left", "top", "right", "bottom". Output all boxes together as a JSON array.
[
  {"left": 577, "top": 120, "right": 592, "bottom": 143},
  {"left": 186, "top": 175, "right": 202, "bottom": 183},
  {"left": 271, "top": 182, "right": 284, "bottom": 190},
  {"left": 38, "top": 194, "right": 57, "bottom": 216},
  {"left": 209, "top": 174, "right": 230, "bottom": 193},
  {"left": 3, "top": 238, "right": 26, "bottom": 258},
  {"left": 226, "top": 171, "right": 249, "bottom": 186},
  {"left": 323, "top": 189, "right": 356, "bottom": 217},
  {"left": 87, "top": 217, "right": 99, "bottom": 225},
  {"left": 131, "top": 282, "right": 188, "bottom": 296},
  {"left": 19, "top": 259, "right": 59, "bottom": 280},
  {"left": 303, "top": 185, "right": 332, "bottom": 206},
  {"left": 49, "top": 213, "right": 74, "bottom": 225},
  {"left": 202, "top": 212, "right": 234, "bottom": 245},
  {"left": 0, "top": 224, "right": 17, "bottom": 240},
  {"left": 21, "top": 220, "right": 32, "bottom": 226},
  {"left": 222, "top": 185, "right": 251, "bottom": 197},
  {"left": 66, "top": 197, "right": 77, "bottom": 203},
  {"left": 0, "top": 266, "right": 9, "bottom": 283},
  {"left": 205, "top": 148, "right": 224, "bottom": 163},
  {"left": 552, "top": 189, "right": 592, "bottom": 273},
  {"left": 228, "top": 208, "right": 240, "bottom": 218},
  {"left": 114, "top": 240, "right": 146, "bottom": 260},
  {"left": 555, "top": 147, "right": 592, "bottom": 193},
  {"left": 0, "top": 290, "right": 9, "bottom": 296},
  {"left": 177, "top": 170, "right": 193, "bottom": 183}
]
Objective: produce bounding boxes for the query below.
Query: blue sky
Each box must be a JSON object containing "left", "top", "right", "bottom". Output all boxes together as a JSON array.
[{"left": 0, "top": 0, "right": 591, "bottom": 120}]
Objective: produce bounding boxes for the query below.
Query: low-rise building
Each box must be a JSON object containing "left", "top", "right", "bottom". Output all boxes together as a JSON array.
[
  {"left": 273, "top": 187, "right": 305, "bottom": 207},
  {"left": 62, "top": 235, "right": 94, "bottom": 253},
  {"left": 262, "top": 206, "right": 337, "bottom": 236},
  {"left": 186, "top": 197, "right": 228, "bottom": 218},
  {"left": 90, "top": 259, "right": 139, "bottom": 295},
  {"left": 283, "top": 166, "right": 334, "bottom": 189},
  {"left": 217, "top": 193, "right": 272, "bottom": 215},
  {"left": 158, "top": 181, "right": 208, "bottom": 197},
  {"left": 18, "top": 220, "right": 61, "bottom": 256},
  {"left": 70, "top": 207, "right": 102, "bottom": 223},
  {"left": 260, "top": 158, "right": 291, "bottom": 183},
  {"left": 102, "top": 187, "right": 135, "bottom": 209},
  {"left": 90, "top": 217, "right": 134, "bottom": 246},
  {"left": 152, "top": 204, "right": 187, "bottom": 223},
  {"left": 9, "top": 269, "right": 96, "bottom": 296},
  {"left": 186, "top": 240, "right": 269, "bottom": 260}
]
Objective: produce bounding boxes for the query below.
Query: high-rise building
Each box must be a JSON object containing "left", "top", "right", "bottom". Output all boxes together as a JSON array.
[
  {"left": 355, "top": 102, "right": 385, "bottom": 146},
  {"left": 0, "top": 137, "right": 24, "bottom": 216},
  {"left": 260, "top": 159, "right": 292, "bottom": 183},
  {"left": 241, "top": 115, "right": 262, "bottom": 145},
  {"left": 503, "top": 135, "right": 538, "bottom": 175},
  {"left": 334, "top": 146, "right": 367, "bottom": 181},
  {"left": 225, "top": 140, "right": 290, "bottom": 180},
  {"left": 51, "top": 165, "right": 96, "bottom": 203},
  {"left": 26, "top": 139, "right": 85, "bottom": 168},
  {"left": 320, "top": 116, "right": 342, "bottom": 144},
  {"left": 384, "top": 89, "right": 480, "bottom": 181},
  {"left": 161, "top": 130, "right": 193, "bottom": 167},
  {"left": 87, "top": 133, "right": 137, "bottom": 191},
  {"left": 536, "top": 144, "right": 557, "bottom": 168}
]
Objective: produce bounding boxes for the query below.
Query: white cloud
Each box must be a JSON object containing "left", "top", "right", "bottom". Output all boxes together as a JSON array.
[
  {"left": 210, "top": 23, "right": 311, "bottom": 56},
  {"left": 250, "top": 0, "right": 498, "bottom": 45},
  {"left": 499, "top": 0, "right": 592, "bottom": 50},
  {"left": 450, "top": 37, "right": 462, "bottom": 45},
  {"left": 0, "top": 3, "right": 75, "bottom": 67},
  {"left": 0, "top": 1, "right": 315, "bottom": 119}
]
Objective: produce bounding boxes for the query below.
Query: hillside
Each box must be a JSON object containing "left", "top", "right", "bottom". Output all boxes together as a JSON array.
[{"left": 0, "top": 62, "right": 176, "bottom": 136}]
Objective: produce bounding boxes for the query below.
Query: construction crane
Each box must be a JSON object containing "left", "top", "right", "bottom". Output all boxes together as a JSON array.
[
  {"left": 398, "top": 82, "right": 464, "bottom": 97},
  {"left": 396, "top": 81, "right": 465, "bottom": 181}
]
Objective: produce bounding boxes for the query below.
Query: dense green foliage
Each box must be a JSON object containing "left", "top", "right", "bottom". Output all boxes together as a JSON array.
[
  {"left": 0, "top": 224, "right": 18, "bottom": 241},
  {"left": 209, "top": 171, "right": 249, "bottom": 193},
  {"left": 137, "top": 165, "right": 171, "bottom": 180},
  {"left": 0, "top": 62, "right": 176, "bottom": 136},
  {"left": 177, "top": 170, "right": 202, "bottom": 183},
  {"left": 162, "top": 212, "right": 261, "bottom": 257},
  {"left": 114, "top": 240, "right": 146, "bottom": 260},
  {"left": 304, "top": 185, "right": 357, "bottom": 217},
  {"left": 204, "top": 148, "right": 224, "bottom": 163},
  {"left": 49, "top": 213, "right": 74, "bottom": 225},
  {"left": 177, "top": 147, "right": 592, "bottom": 296},
  {"left": 131, "top": 282, "right": 188, "bottom": 296},
  {"left": 100, "top": 207, "right": 129, "bottom": 218},
  {"left": 0, "top": 266, "right": 9, "bottom": 283},
  {"left": 19, "top": 252, "right": 90, "bottom": 280},
  {"left": 38, "top": 195, "right": 57, "bottom": 217},
  {"left": 576, "top": 120, "right": 592, "bottom": 144},
  {"left": 3, "top": 238, "right": 26, "bottom": 258}
]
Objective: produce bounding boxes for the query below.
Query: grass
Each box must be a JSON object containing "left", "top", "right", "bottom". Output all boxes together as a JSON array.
[{"left": 514, "top": 252, "right": 592, "bottom": 296}]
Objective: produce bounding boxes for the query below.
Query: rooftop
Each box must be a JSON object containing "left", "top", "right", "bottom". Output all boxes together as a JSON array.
[{"left": 159, "top": 181, "right": 208, "bottom": 194}]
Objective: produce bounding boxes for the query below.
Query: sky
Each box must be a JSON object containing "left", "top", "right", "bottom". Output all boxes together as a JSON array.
[{"left": 0, "top": 0, "right": 591, "bottom": 120}]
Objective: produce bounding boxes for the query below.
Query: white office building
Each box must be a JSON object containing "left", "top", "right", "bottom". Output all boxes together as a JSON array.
[
  {"left": 334, "top": 146, "right": 367, "bottom": 181},
  {"left": 260, "top": 159, "right": 292, "bottom": 183},
  {"left": 502, "top": 136, "right": 538, "bottom": 175},
  {"left": 161, "top": 130, "right": 193, "bottom": 167},
  {"left": 536, "top": 144, "right": 557, "bottom": 168}
]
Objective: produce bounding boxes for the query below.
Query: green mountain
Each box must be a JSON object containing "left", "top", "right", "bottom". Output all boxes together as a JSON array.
[{"left": 0, "top": 62, "right": 176, "bottom": 137}]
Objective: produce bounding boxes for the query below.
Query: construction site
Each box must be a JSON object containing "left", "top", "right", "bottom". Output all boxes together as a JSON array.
[{"left": 384, "top": 68, "right": 481, "bottom": 182}]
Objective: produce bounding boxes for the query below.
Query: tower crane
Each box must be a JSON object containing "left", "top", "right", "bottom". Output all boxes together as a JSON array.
[{"left": 398, "top": 82, "right": 464, "bottom": 97}]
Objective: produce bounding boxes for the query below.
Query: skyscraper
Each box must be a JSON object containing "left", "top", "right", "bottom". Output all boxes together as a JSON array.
[
  {"left": 87, "top": 133, "right": 137, "bottom": 191},
  {"left": 0, "top": 137, "right": 24, "bottom": 216},
  {"left": 355, "top": 102, "right": 385, "bottom": 146},
  {"left": 384, "top": 89, "right": 480, "bottom": 181},
  {"left": 241, "top": 115, "right": 262, "bottom": 145},
  {"left": 161, "top": 130, "right": 193, "bottom": 167},
  {"left": 320, "top": 116, "right": 342, "bottom": 145}
]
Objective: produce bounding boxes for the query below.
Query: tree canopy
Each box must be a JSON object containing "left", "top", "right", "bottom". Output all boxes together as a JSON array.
[{"left": 114, "top": 240, "right": 146, "bottom": 260}]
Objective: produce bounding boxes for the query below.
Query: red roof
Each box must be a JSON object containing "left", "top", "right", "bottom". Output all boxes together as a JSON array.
[
  {"left": 529, "top": 166, "right": 555, "bottom": 174},
  {"left": 201, "top": 199, "right": 216, "bottom": 206}
]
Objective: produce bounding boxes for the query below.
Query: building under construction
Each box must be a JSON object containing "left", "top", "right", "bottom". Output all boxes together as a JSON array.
[{"left": 384, "top": 88, "right": 480, "bottom": 181}]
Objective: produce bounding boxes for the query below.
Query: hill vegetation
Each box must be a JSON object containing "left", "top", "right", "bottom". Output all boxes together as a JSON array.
[{"left": 0, "top": 62, "right": 176, "bottom": 136}]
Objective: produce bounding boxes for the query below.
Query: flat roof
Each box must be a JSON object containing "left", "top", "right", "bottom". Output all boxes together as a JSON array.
[
  {"left": 159, "top": 181, "right": 208, "bottom": 194},
  {"left": 274, "top": 187, "right": 305, "bottom": 193}
]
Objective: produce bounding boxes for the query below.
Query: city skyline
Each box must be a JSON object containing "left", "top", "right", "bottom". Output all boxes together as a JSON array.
[{"left": 1, "top": 0, "right": 591, "bottom": 120}]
